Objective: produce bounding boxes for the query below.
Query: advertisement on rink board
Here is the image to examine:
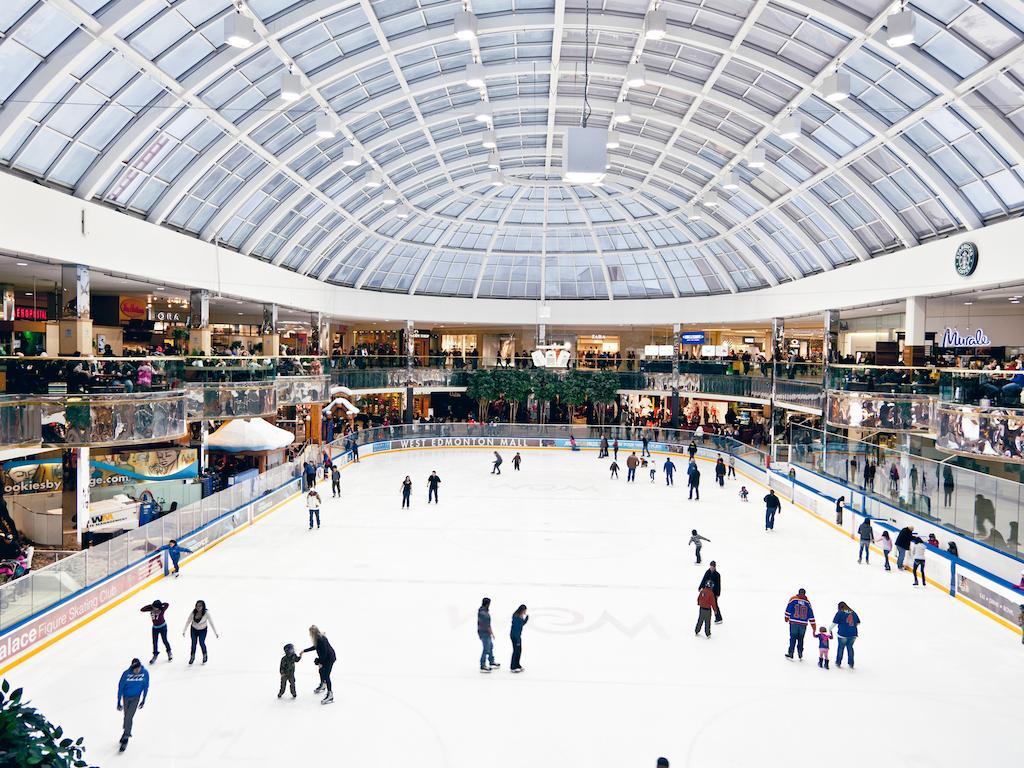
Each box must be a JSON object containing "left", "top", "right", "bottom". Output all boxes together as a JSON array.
[
  {"left": 956, "top": 574, "right": 1022, "bottom": 624},
  {"left": 0, "top": 553, "right": 164, "bottom": 666}
]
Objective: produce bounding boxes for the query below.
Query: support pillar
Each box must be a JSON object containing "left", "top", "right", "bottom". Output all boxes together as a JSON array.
[
  {"left": 822, "top": 309, "right": 840, "bottom": 431},
  {"left": 769, "top": 317, "right": 785, "bottom": 459},
  {"left": 260, "top": 304, "right": 279, "bottom": 355},
  {"left": 904, "top": 296, "right": 927, "bottom": 365},
  {"left": 59, "top": 265, "right": 92, "bottom": 354},
  {"left": 73, "top": 447, "right": 90, "bottom": 546},
  {"left": 188, "top": 289, "right": 212, "bottom": 355},
  {"left": 405, "top": 319, "right": 415, "bottom": 373}
]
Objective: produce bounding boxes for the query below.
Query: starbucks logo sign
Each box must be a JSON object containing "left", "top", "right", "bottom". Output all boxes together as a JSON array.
[{"left": 954, "top": 241, "right": 978, "bottom": 276}]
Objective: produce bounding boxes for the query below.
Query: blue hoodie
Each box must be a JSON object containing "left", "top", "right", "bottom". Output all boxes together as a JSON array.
[
  {"left": 167, "top": 543, "right": 192, "bottom": 564},
  {"left": 832, "top": 609, "right": 860, "bottom": 638},
  {"left": 118, "top": 666, "right": 150, "bottom": 705},
  {"left": 511, "top": 613, "right": 529, "bottom": 640}
]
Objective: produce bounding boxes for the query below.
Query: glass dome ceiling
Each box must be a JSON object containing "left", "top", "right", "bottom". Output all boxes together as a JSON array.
[{"left": 2, "top": 0, "right": 1024, "bottom": 299}]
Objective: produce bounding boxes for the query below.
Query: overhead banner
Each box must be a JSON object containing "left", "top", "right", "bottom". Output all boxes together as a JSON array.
[
  {"left": 2, "top": 457, "right": 63, "bottom": 494},
  {"left": 89, "top": 448, "right": 199, "bottom": 487}
]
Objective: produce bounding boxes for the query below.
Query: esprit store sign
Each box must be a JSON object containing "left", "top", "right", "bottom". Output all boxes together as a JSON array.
[{"left": 940, "top": 327, "right": 990, "bottom": 347}]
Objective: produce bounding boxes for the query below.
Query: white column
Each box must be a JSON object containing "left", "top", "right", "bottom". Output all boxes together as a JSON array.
[{"left": 904, "top": 296, "right": 927, "bottom": 347}]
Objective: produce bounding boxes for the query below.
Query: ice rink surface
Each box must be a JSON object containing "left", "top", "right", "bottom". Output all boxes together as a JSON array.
[{"left": 7, "top": 447, "right": 1021, "bottom": 768}]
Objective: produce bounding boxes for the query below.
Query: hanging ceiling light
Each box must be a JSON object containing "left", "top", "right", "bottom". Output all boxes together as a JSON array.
[
  {"left": 486, "top": 151, "right": 500, "bottom": 169},
  {"left": 613, "top": 102, "right": 633, "bottom": 123},
  {"left": 625, "top": 62, "right": 647, "bottom": 88},
  {"left": 723, "top": 172, "right": 740, "bottom": 191},
  {"left": 395, "top": 204, "right": 410, "bottom": 219},
  {"left": 821, "top": 70, "right": 851, "bottom": 103},
  {"left": 778, "top": 114, "right": 801, "bottom": 140},
  {"left": 747, "top": 148, "right": 766, "bottom": 168},
  {"left": 488, "top": 171, "right": 505, "bottom": 187},
  {"left": 702, "top": 196, "right": 719, "bottom": 209},
  {"left": 279, "top": 71, "right": 302, "bottom": 102},
  {"left": 315, "top": 113, "right": 336, "bottom": 139},
  {"left": 481, "top": 130, "right": 497, "bottom": 149},
  {"left": 644, "top": 8, "right": 667, "bottom": 41},
  {"left": 454, "top": 10, "right": 478, "bottom": 41},
  {"left": 224, "top": 11, "right": 258, "bottom": 48},
  {"left": 363, "top": 171, "right": 382, "bottom": 189},
  {"left": 474, "top": 101, "right": 493, "bottom": 124},
  {"left": 382, "top": 189, "right": 398, "bottom": 206},
  {"left": 886, "top": 7, "right": 916, "bottom": 48},
  {"left": 606, "top": 130, "right": 620, "bottom": 149},
  {"left": 688, "top": 207, "right": 704, "bottom": 221},
  {"left": 341, "top": 147, "right": 360, "bottom": 168},
  {"left": 465, "top": 62, "right": 486, "bottom": 89}
]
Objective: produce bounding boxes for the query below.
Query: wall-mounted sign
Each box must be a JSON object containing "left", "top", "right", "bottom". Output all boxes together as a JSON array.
[
  {"left": 118, "top": 296, "right": 148, "bottom": 322},
  {"left": 154, "top": 310, "right": 186, "bottom": 323},
  {"left": 680, "top": 332, "right": 705, "bottom": 345},
  {"left": 940, "top": 327, "right": 990, "bottom": 347},
  {"left": 742, "top": 336, "right": 757, "bottom": 344},
  {"left": 954, "top": 241, "right": 978, "bottom": 277},
  {"left": 14, "top": 306, "right": 48, "bottom": 321}
]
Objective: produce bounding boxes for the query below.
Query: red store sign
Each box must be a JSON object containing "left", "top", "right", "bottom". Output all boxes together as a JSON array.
[{"left": 14, "top": 306, "right": 48, "bottom": 321}]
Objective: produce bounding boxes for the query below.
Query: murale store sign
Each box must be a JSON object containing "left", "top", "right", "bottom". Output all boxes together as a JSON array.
[{"left": 940, "top": 327, "right": 991, "bottom": 347}]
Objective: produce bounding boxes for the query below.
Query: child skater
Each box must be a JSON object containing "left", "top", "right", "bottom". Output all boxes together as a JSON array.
[
  {"left": 278, "top": 643, "right": 303, "bottom": 698},
  {"left": 689, "top": 529, "right": 710, "bottom": 564},
  {"left": 739, "top": 486, "right": 749, "bottom": 502},
  {"left": 813, "top": 626, "right": 833, "bottom": 669},
  {"left": 649, "top": 459, "right": 657, "bottom": 484}
]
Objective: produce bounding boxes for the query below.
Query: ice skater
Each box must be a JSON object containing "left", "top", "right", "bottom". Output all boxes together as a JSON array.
[
  {"left": 895, "top": 525, "right": 914, "bottom": 570},
  {"left": 612, "top": 438, "right": 619, "bottom": 461},
  {"left": 510, "top": 604, "right": 528, "bottom": 672},
  {"left": 626, "top": 452, "right": 638, "bottom": 482},
  {"left": 830, "top": 601, "right": 860, "bottom": 668},
  {"left": 727, "top": 455, "right": 736, "bottom": 479},
  {"left": 331, "top": 465, "right": 341, "bottom": 497},
  {"left": 401, "top": 476, "right": 412, "bottom": 508},
  {"left": 491, "top": 452, "right": 503, "bottom": 474},
  {"left": 764, "top": 489, "right": 781, "bottom": 530},
  {"left": 427, "top": 471, "right": 441, "bottom": 503},
  {"left": 813, "top": 626, "right": 832, "bottom": 669},
  {"left": 609, "top": 460, "right": 619, "bottom": 479},
  {"left": 700, "top": 561, "right": 723, "bottom": 623},
  {"left": 663, "top": 457, "right": 675, "bottom": 486},
  {"left": 835, "top": 496, "right": 845, "bottom": 525},
  {"left": 599, "top": 436, "right": 609, "bottom": 458},
  {"left": 512, "top": 452, "right": 522, "bottom": 471},
  {"left": 695, "top": 582, "right": 717, "bottom": 637},
  {"left": 278, "top": 643, "right": 303, "bottom": 698},
  {"left": 641, "top": 435, "right": 651, "bottom": 457},
  {"left": 141, "top": 599, "right": 171, "bottom": 664},
  {"left": 715, "top": 456, "right": 726, "bottom": 486},
  {"left": 857, "top": 517, "right": 874, "bottom": 563},
  {"left": 784, "top": 588, "right": 816, "bottom": 660},
  {"left": 182, "top": 599, "right": 218, "bottom": 665},
  {"left": 116, "top": 657, "right": 149, "bottom": 752},
  {"left": 687, "top": 464, "right": 700, "bottom": 500},
  {"left": 477, "top": 597, "right": 499, "bottom": 672},
  {"left": 306, "top": 487, "right": 322, "bottom": 530},
  {"left": 304, "top": 625, "right": 336, "bottom": 704},
  {"left": 166, "top": 539, "right": 192, "bottom": 577},
  {"left": 739, "top": 486, "right": 749, "bottom": 502},
  {"left": 689, "top": 529, "right": 710, "bottom": 564},
  {"left": 911, "top": 536, "right": 927, "bottom": 586},
  {"left": 877, "top": 530, "right": 893, "bottom": 570},
  {"left": 649, "top": 459, "right": 657, "bottom": 483}
]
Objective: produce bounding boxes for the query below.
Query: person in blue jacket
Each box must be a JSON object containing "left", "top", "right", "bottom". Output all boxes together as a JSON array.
[
  {"left": 117, "top": 657, "right": 149, "bottom": 752},
  {"left": 784, "top": 588, "right": 816, "bottom": 660},
  {"left": 510, "top": 604, "right": 529, "bottom": 673},
  {"left": 166, "top": 539, "right": 192, "bottom": 577},
  {"left": 830, "top": 601, "right": 861, "bottom": 668},
  {"left": 663, "top": 457, "right": 676, "bottom": 486}
]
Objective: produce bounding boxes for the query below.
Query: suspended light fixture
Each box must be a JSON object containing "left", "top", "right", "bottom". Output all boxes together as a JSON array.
[
  {"left": 474, "top": 101, "right": 493, "bottom": 124},
  {"left": 395, "top": 204, "right": 410, "bottom": 219},
  {"left": 644, "top": 8, "right": 667, "bottom": 41},
  {"left": 886, "top": 7, "right": 916, "bottom": 48},
  {"left": 723, "top": 172, "right": 740, "bottom": 191},
  {"left": 454, "top": 10, "right": 478, "bottom": 41},
  {"left": 279, "top": 70, "right": 302, "bottom": 102},
  {"left": 382, "top": 189, "right": 398, "bottom": 206},
  {"left": 688, "top": 207, "right": 704, "bottom": 221},
  {"left": 481, "top": 130, "right": 497, "bottom": 149},
  {"left": 613, "top": 102, "right": 633, "bottom": 123},
  {"left": 562, "top": 3, "right": 606, "bottom": 185},
  {"left": 341, "top": 147, "right": 360, "bottom": 168},
  {"left": 606, "top": 130, "right": 620, "bottom": 149},
  {"left": 315, "top": 113, "right": 336, "bottom": 139},
  {"left": 224, "top": 11, "right": 258, "bottom": 48},
  {"left": 363, "top": 171, "right": 382, "bottom": 189},
  {"left": 465, "top": 62, "right": 486, "bottom": 89},
  {"left": 486, "top": 151, "right": 500, "bottom": 169},
  {"left": 821, "top": 70, "right": 851, "bottom": 103},
  {"left": 703, "top": 196, "right": 719, "bottom": 209},
  {"left": 625, "top": 62, "right": 647, "bottom": 88},
  {"left": 778, "top": 114, "right": 801, "bottom": 140},
  {"left": 747, "top": 148, "right": 766, "bottom": 168},
  {"left": 488, "top": 171, "right": 505, "bottom": 187}
]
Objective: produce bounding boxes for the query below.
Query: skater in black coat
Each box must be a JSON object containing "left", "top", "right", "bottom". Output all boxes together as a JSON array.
[
  {"left": 427, "top": 471, "right": 441, "bottom": 503},
  {"left": 512, "top": 452, "right": 522, "bottom": 471},
  {"left": 699, "top": 561, "right": 723, "bottom": 623},
  {"left": 894, "top": 525, "right": 915, "bottom": 570},
  {"left": 303, "top": 625, "right": 337, "bottom": 705},
  {"left": 401, "top": 476, "right": 412, "bottom": 508},
  {"left": 764, "top": 490, "right": 781, "bottom": 530},
  {"left": 714, "top": 457, "right": 726, "bottom": 486},
  {"left": 688, "top": 466, "right": 701, "bottom": 500}
]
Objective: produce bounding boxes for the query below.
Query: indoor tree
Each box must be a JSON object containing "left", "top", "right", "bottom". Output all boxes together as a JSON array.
[
  {"left": 587, "top": 370, "right": 621, "bottom": 425},
  {"left": 466, "top": 368, "right": 498, "bottom": 421},
  {"left": 559, "top": 370, "right": 590, "bottom": 423},
  {"left": 496, "top": 368, "right": 533, "bottom": 423},
  {"left": 530, "top": 369, "right": 561, "bottom": 424}
]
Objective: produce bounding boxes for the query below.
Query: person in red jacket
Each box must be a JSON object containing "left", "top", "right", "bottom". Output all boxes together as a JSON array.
[{"left": 695, "top": 583, "right": 718, "bottom": 637}]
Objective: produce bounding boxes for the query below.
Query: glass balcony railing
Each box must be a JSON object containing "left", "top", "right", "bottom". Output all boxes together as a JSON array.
[
  {"left": 0, "top": 395, "right": 42, "bottom": 447},
  {"left": 39, "top": 390, "right": 188, "bottom": 446},
  {"left": 828, "top": 363, "right": 1024, "bottom": 408},
  {"left": 185, "top": 381, "right": 277, "bottom": 421},
  {"left": 276, "top": 375, "right": 331, "bottom": 406}
]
